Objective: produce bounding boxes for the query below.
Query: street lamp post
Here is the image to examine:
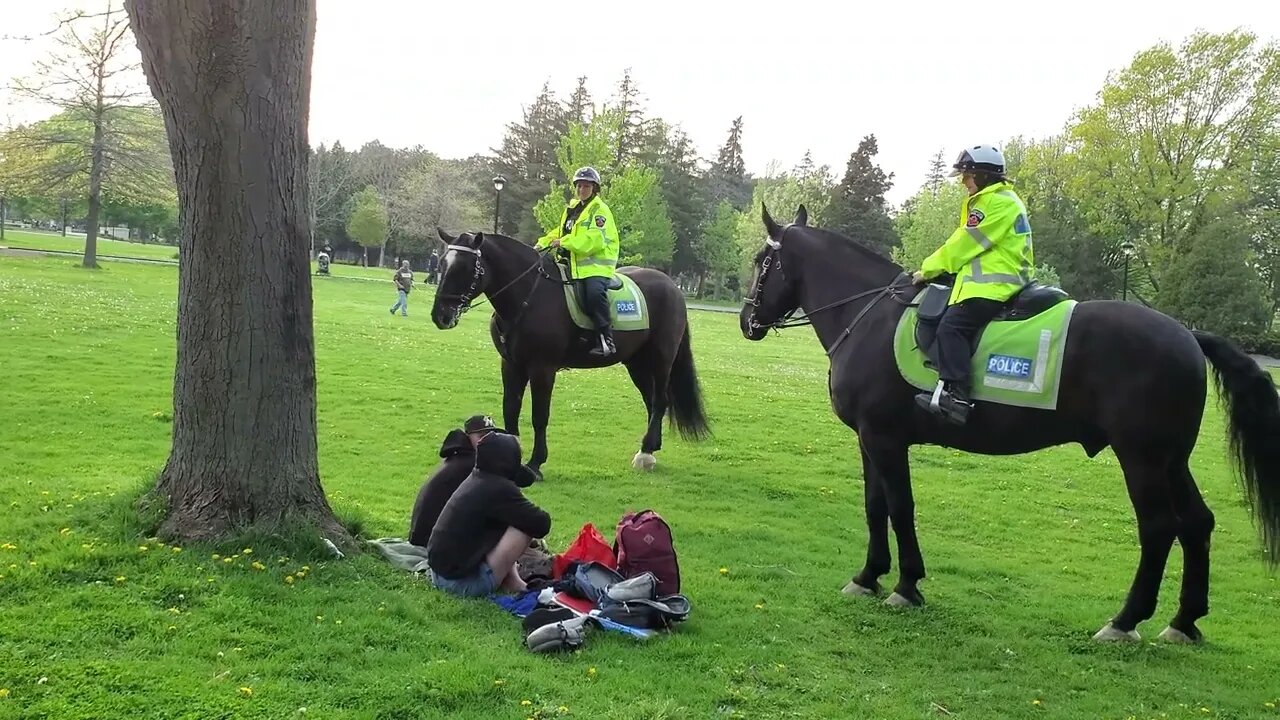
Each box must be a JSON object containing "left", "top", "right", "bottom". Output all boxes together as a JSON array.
[
  {"left": 1120, "top": 240, "right": 1136, "bottom": 301},
  {"left": 61, "top": 197, "right": 69, "bottom": 237},
  {"left": 492, "top": 175, "right": 506, "bottom": 233}
]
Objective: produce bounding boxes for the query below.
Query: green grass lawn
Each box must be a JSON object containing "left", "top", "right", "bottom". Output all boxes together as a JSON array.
[
  {"left": 1, "top": 256, "right": 1279, "bottom": 720},
  {"left": 0, "top": 229, "right": 181, "bottom": 261}
]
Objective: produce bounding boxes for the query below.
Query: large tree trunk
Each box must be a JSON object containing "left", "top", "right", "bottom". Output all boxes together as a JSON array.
[{"left": 126, "top": 0, "right": 346, "bottom": 543}]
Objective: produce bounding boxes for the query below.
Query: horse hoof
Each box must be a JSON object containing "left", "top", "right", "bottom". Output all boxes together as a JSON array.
[
  {"left": 631, "top": 452, "right": 657, "bottom": 471},
  {"left": 1092, "top": 623, "right": 1141, "bottom": 643},
  {"left": 884, "top": 592, "right": 919, "bottom": 608},
  {"left": 841, "top": 581, "right": 877, "bottom": 597},
  {"left": 1157, "top": 626, "right": 1199, "bottom": 644}
]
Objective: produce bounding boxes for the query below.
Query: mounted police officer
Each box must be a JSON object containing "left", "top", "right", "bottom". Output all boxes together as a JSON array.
[
  {"left": 911, "top": 144, "right": 1035, "bottom": 425},
  {"left": 536, "top": 166, "right": 620, "bottom": 357}
]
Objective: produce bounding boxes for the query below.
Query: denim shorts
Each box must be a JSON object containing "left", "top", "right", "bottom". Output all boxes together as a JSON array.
[{"left": 430, "top": 561, "right": 497, "bottom": 597}]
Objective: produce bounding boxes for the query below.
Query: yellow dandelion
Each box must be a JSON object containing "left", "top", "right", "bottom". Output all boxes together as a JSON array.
[
  {"left": 559, "top": 706, "right": 569, "bottom": 714},
  {"left": 212, "top": 554, "right": 221, "bottom": 560},
  {"left": 60, "top": 528, "right": 71, "bottom": 535},
  {"left": 243, "top": 548, "right": 253, "bottom": 555},
  {"left": 207, "top": 577, "right": 215, "bottom": 583},
  {"left": 252, "top": 562, "right": 265, "bottom": 571},
  {"left": 167, "top": 625, "right": 177, "bottom": 632},
  {"left": 285, "top": 575, "right": 294, "bottom": 584},
  {"left": 138, "top": 546, "right": 149, "bottom": 552},
  {"left": 316, "top": 615, "right": 324, "bottom": 622},
  {"left": 40, "top": 491, "right": 49, "bottom": 496},
  {"left": 0, "top": 543, "right": 15, "bottom": 550},
  {"left": 168, "top": 607, "right": 181, "bottom": 614},
  {"left": 172, "top": 547, "right": 182, "bottom": 553},
  {"left": 493, "top": 679, "right": 505, "bottom": 686},
  {"left": 302, "top": 565, "right": 310, "bottom": 572},
  {"left": 0, "top": 688, "right": 9, "bottom": 698},
  {"left": 1202, "top": 708, "right": 1210, "bottom": 714},
  {"left": 719, "top": 567, "right": 729, "bottom": 575},
  {"left": 1265, "top": 702, "right": 1275, "bottom": 709},
  {"left": 231, "top": 554, "right": 240, "bottom": 560},
  {"left": 1033, "top": 699, "right": 1042, "bottom": 706},
  {"left": 115, "top": 576, "right": 126, "bottom": 583},
  {"left": 223, "top": 558, "right": 233, "bottom": 564},
  {"left": 156, "top": 542, "right": 166, "bottom": 548},
  {"left": 335, "top": 619, "right": 342, "bottom": 625},
  {"left": 238, "top": 686, "right": 253, "bottom": 697},
  {"left": 587, "top": 667, "right": 597, "bottom": 677},
  {"left": 754, "top": 604, "right": 764, "bottom": 609},
  {"left": 81, "top": 544, "right": 92, "bottom": 550},
  {"left": 521, "top": 700, "right": 532, "bottom": 707}
]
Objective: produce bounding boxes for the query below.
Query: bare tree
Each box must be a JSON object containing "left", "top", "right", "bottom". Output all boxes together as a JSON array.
[
  {"left": 125, "top": 0, "right": 347, "bottom": 543},
  {"left": 308, "top": 143, "right": 353, "bottom": 252},
  {"left": 7, "top": 1, "right": 167, "bottom": 268}
]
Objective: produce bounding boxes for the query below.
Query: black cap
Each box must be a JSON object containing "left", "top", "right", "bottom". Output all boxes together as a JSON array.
[{"left": 463, "top": 414, "right": 504, "bottom": 435}]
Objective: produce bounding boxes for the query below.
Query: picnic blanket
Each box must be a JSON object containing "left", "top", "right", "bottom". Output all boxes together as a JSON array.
[{"left": 368, "top": 537, "right": 434, "bottom": 573}]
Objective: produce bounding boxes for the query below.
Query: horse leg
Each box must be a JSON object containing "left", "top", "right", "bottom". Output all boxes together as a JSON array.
[
  {"left": 500, "top": 359, "right": 528, "bottom": 440},
  {"left": 625, "top": 359, "right": 658, "bottom": 470},
  {"left": 1094, "top": 447, "right": 1178, "bottom": 642},
  {"left": 527, "top": 366, "right": 557, "bottom": 471},
  {"left": 862, "top": 435, "right": 925, "bottom": 607},
  {"left": 842, "top": 443, "right": 892, "bottom": 597},
  {"left": 1160, "top": 462, "right": 1215, "bottom": 644}
]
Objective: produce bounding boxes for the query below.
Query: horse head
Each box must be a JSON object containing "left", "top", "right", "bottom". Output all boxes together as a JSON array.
[
  {"left": 740, "top": 203, "right": 807, "bottom": 340},
  {"left": 432, "top": 227, "right": 488, "bottom": 330}
]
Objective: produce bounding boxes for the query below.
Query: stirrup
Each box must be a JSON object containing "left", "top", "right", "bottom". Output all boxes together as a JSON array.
[
  {"left": 914, "top": 382, "right": 972, "bottom": 425},
  {"left": 588, "top": 333, "right": 616, "bottom": 357}
]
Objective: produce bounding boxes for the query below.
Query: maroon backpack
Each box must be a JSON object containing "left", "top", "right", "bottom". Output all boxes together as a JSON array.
[{"left": 613, "top": 510, "right": 680, "bottom": 595}]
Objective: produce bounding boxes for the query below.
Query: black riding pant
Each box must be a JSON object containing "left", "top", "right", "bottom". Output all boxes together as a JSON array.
[
  {"left": 577, "top": 277, "right": 612, "bottom": 331},
  {"left": 935, "top": 297, "right": 1005, "bottom": 395}
]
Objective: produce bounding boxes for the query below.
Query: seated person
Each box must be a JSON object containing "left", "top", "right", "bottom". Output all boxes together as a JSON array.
[
  {"left": 408, "top": 415, "right": 536, "bottom": 548},
  {"left": 426, "top": 432, "right": 551, "bottom": 596}
]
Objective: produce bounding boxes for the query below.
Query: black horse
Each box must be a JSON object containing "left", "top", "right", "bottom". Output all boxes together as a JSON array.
[
  {"left": 739, "top": 204, "right": 1280, "bottom": 643},
  {"left": 431, "top": 229, "right": 710, "bottom": 474}
]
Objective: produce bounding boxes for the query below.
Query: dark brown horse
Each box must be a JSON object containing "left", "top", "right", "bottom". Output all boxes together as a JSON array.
[
  {"left": 431, "top": 229, "right": 710, "bottom": 475},
  {"left": 739, "top": 204, "right": 1280, "bottom": 643}
]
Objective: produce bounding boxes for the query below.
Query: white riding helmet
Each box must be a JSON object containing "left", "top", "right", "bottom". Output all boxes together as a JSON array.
[
  {"left": 572, "top": 166, "right": 602, "bottom": 186},
  {"left": 950, "top": 145, "right": 1005, "bottom": 176}
]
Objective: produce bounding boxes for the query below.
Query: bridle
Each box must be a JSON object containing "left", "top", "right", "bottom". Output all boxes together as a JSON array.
[
  {"left": 436, "top": 242, "right": 563, "bottom": 345},
  {"left": 745, "top": 224, "right": 913, "bottom": 357}
]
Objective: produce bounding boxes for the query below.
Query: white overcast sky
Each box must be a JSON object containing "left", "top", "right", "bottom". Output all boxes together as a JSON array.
[{"left": 2, "top": 0, "right": 1277, "bottom": 206}]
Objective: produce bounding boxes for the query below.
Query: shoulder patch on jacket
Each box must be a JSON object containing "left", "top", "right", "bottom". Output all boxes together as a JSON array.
[
  {"left": 966, "top": 209, "right": 985, "bottom": 227},
  {"left": 595, "top": 215, "right": 607, "bottom": 228}
]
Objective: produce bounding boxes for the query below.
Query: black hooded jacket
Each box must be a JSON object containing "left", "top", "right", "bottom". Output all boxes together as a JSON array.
[
  {"left": 408, "top": 429, "right": 538, "bottom": 548},
  {"left": 427, "top": 433, "right": 552, "bottom": 579}
]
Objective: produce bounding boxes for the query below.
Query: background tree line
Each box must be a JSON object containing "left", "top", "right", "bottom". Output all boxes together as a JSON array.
[{"left": 3, "top": 19, "right": 1277, "bottom": 351}]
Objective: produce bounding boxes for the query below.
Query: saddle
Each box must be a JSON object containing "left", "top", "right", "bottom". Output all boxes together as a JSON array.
[{"left": 911, "top": 278, "right": 1070, "bottom": 370}]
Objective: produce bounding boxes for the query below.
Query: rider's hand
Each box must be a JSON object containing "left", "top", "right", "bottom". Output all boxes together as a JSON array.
[
  {"left": 549, "top": 239, "right": 561, "bottom": 248},
  {"left": 912, "top": 270, "right": 926, "bottom": 285}
]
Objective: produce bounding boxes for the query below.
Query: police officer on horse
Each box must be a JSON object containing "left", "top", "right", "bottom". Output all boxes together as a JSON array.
[{"left": 911, "top": 145, "right": 1036, "bottom": 425}]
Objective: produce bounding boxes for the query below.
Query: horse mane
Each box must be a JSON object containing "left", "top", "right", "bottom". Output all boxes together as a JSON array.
[{"left": 796, "top": 225, "right": 903, "bottom": 272}]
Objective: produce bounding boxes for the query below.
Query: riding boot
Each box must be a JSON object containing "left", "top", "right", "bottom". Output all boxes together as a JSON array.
[
  {"left": 589, "top": 326, "right": 616, "bottom": 357},
  {"left": 914, "top": 381, "right": 973, "bottom": 426}
]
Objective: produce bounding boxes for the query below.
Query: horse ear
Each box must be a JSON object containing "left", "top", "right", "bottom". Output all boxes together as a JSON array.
[
  {"left": 761, "top": 202, "right": 781, "bottom": 240},
  {"left": 471, "top": 231, "right": 485, "bottom": 247},
  {"left": 437, "top": 227, "right": 454, "bottom": 244},
  {"left": 795, "top": 204, "right": 808, "bottom": 227}
]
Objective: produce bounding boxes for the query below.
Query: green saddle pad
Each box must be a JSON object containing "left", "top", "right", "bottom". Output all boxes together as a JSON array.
[
  {"left": 557, "top": 265, "right": 650, "bottom": 332},
  {"left": 893, "top": 300, "right": 1078, "bottom": 410}
]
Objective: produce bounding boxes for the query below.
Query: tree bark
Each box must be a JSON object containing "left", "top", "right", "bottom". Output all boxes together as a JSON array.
[
  {"left": 126, "top": 0, "right": 346, "bottom": 543},
  {"left": 83, "top": 87, "right": 106, "bottom": 269}
]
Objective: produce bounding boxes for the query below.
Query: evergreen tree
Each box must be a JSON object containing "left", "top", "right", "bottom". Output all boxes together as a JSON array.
[
  {"left": 566, "top": 76, "right": 593, "bottom": 126},
  {"left": 707, "top": 115, "right": 751, "bottom": 210},
  {"left": 611, "top": 68, "right": 645, "bottom": 167},
  {"left": 925, "top": 149, "right": 947, "bottom": 196},
  {"left": 490, "top": 82, "right": 568, "bottom": 239},
  {"left": 824, "top": 134, "right": 898, "bottom": 255}
]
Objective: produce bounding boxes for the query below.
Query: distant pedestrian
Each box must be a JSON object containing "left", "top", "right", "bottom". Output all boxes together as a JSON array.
[{"left": 390, "top": 260, "right": 413, "bottom": 316}]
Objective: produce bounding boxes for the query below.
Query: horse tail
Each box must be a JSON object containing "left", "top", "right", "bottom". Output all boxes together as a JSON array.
[
  {"left": 1194, "top": 330, "right": 1280, "bottom": 567},
  {"left": 667, "top": 323, "right": 711, "bottom": 441}
]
